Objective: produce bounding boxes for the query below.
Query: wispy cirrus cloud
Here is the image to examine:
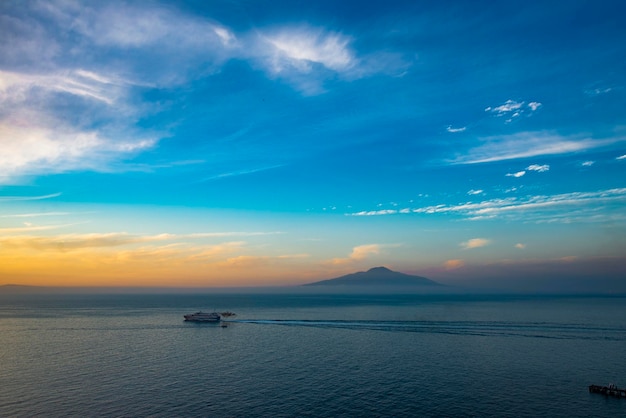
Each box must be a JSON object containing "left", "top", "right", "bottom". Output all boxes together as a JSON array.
[
  {"left": 585, "top": 86, "right": 613, "bottom": 96},
  {"left": 0, "top": 193, "right": 61, "bottom": 201},
  {"left": 34, "top": 1, "right": 237, "bottom": 82},
  {"left": 72, "top": 4, "right": 235, "bottom": 51},
  {"left": 200, "top": 164, "right": 284, "bottom": 182},
  {"left": 0, "top": 224, "right": 80, "bottom": 234},
  {"left": 348, "top": 188, "right": 626, "bottom": 223},
  {"left": 0, "top": 1, "right": 410, "bottom": 184},
  {"left": 0, "top": 69, "right": 128, "bottom": 105},
  {"left": 0, "top": 60, "right": 156, "bottom": 184},
  {"left": 0, "top": 232, "right": 173, "bottom": 250},
  {"left": 1, "top": 211, "right": 70, "bottom": 218},
  {"left": 261, "top": 28, "right": 356, "bottom": 74},
  {"left": 418, "top": 188, "right": 626, "bottom": 222},
  {"left": 0, "top": 231, "right": 283, "bottom": 251},
  {"left": 506, "top": 171, "right": 526, "bottom": 178},
  {"left": 452, "top": 131, "right": 626, "bottom": 165},
  {"left": 0, "top": 117, "right": 156, "bottom": 183},
  {"left": 253, "top": 26, "right": 409, "bottom": 94}
]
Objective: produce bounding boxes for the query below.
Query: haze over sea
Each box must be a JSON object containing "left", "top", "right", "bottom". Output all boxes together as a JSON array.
[{"left": 1, "top": 292, "right": 625, "bottom": 417}]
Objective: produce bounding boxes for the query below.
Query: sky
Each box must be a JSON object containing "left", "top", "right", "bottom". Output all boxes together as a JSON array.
[{"left": 1, "top": 0, "right": 625, "bottom": 290}]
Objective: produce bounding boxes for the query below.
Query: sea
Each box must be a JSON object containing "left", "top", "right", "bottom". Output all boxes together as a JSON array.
[{"left": 1, "top": 292, "right": 625, "bottom": 417}]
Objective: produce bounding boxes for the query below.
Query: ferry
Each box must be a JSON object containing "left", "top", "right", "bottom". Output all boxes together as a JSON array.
[{"left": 183, "top": 311, "right": 221, "bottom": 322}]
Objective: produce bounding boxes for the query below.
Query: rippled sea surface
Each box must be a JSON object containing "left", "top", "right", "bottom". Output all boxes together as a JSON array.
[{"left": 1, "top": 293, "right": 625, "bottom": 417}]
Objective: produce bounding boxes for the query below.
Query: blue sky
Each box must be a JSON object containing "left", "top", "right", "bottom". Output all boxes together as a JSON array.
[{"left": 1, "top": 0, "right": 625, "bottom": 289}]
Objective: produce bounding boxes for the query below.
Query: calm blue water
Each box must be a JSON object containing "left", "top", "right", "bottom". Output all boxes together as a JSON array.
[{"left": 1, "top": 293, "right": 625, "bottom": 417}]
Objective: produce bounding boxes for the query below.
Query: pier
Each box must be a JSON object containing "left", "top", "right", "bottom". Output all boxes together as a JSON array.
[{"left": 589, "top": 384, "right": 626, "bottom": 398}]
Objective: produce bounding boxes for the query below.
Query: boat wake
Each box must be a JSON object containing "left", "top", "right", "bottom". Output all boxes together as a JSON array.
[{"left": 227, "top": 319, "right": 626, "bottom": 341}]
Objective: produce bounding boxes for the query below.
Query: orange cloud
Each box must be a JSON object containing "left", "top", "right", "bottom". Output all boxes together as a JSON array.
[
  {"left": 444, "top": 259, "right": 465, "bottom": 270},
  {"left": 460, "top": 238, "right": 491, "bottom": 250},
  {"left": 327, "top": 243, "right": 399, "bottom": 266}
]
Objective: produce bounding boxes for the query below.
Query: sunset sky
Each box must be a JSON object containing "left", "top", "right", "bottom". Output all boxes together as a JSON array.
[{"left": 1, "top": 0, "right": 625, "bottom": 289}]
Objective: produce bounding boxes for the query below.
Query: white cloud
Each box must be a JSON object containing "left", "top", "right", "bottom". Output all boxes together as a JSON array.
[
  {"left": 0, "top": 68, "right": 155, "bottom": 184},
  {"left": 526, "top": 164, "right": 549, "bottom": 172},
  {"left": 263, "top": 29, "right": 355, "bottom": 73},
  {"left": 0, "top": 70, "right": 127, "bottom": 106},
  {"left": 447, "top": 125, "right": 466, "bottom": 133},
  {"left": 0, "top": 4, "right": 231, "bottom": 184},
  {"left": 452, "top": 131, "right": 626, "bottom": 164},
  {"left": 416, "top": 188, "right": 626, "bottom": 222},
  {"left": 506, "top": 171, "right": 526, "bottom": 178},
  {"left": 485, "top": 100, "right": 523, "bottom": 114},
  {"left": 582, "top": 161, "right": 594, "bottom": 167},
  {"left": 252, "top": 27, "right": 367, "bottom": 94},
  {"left": 7, "top": 2, "right": 403, "bottom": 92},
  {"left": 349, "top": 209, "right": 400, "bottom": 216},
  {"left": 0, "top": 119, "right": 156, "bottom": 183},
  {"left": 485, "top": 99, "right": 541, "bottom": 121},
  {"left": 460, "top": 238, "right": 490, "bottom": 250},
  {"left": 248, "top": 26, "right": 411, "bottom": 94},
  {"left": 68, "top": 2, "right": 236, "bottom": 53},
  {"left": 515, "top": 243, "right": 526, "bottom": 249},
  {"left": 467, "top": 189, "right": 483, "bottom": 195},
  {"left": 347, "top": 188, "right": 626, "bottom": 223},
  {"left": 617, "top": 155, "right": 626, "bottom": 160}
]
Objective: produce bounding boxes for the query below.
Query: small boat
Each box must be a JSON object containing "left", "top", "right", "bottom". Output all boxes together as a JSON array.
[
  {"left": 589, "top": 384, "right": 626, "bottom": 398},
  {"left": 184, "top": 311, "right": 221, "bottom": 322}
]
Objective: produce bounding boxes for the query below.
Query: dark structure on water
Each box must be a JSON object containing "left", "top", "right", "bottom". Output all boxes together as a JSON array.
[{"left": 588, "top": 384, "right": 626, "bottom": 398}]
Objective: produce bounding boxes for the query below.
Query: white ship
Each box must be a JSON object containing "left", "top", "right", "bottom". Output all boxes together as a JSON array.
[{"left": 183, "top": 311, "right": 221, "bottom": 322}]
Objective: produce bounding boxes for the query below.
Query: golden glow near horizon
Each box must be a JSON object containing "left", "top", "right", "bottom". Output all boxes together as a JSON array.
[
  {"left": 0, "top": 235, "right": 314, "bottom": 287},
  {"left": 0, "top": 228, "right": 395, "bottom": 287},
  {"left": 0, "top": 204, "right": 624, "bottom": 289}
]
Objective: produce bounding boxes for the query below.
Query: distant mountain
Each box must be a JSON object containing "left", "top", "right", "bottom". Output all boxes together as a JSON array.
[{"left": 304, "top": 267, "right": 442, "bottom": 287}]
